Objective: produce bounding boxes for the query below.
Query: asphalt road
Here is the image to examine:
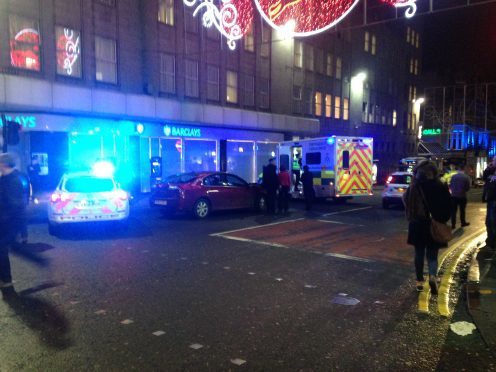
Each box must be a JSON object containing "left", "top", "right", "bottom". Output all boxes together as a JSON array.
[{"left": 0, "top": 187, "right": 494, "bottom": 371}]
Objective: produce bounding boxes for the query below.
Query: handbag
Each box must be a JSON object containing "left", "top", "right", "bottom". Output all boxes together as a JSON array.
[{"left": 418, "top": 186, "right": 453, "bottom": 244}]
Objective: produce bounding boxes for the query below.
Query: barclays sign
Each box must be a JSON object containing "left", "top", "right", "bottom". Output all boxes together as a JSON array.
[{"left": 163, "top": 125, "right": 201, "bottom": 138}]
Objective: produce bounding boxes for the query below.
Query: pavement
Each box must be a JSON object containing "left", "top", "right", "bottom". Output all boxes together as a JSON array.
[{"left": 466, "top": 238, "right": 496, "bottom": 351}]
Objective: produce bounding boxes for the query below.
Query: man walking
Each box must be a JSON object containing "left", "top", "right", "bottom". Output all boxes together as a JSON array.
[
  {"left": 449, "top": 164, "right": 471, "bottom": 229},
  {"left": 0, "top": 153, "right": 26, "bottom": 291},
  {"left": 262, "top": 157, "right": 278, "bottom": 214}
]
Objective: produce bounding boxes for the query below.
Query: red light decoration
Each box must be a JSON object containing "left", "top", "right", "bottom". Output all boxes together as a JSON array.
[
  {"left": 185, "top": 0, "right": 417, "bottom": 47},
  {"left": 10, "top": 28, "right": 41, "bottom": 71}
]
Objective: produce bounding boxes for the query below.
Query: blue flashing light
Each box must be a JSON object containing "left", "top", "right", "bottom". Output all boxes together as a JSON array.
[
  {"left": 136, "top": 123, "right": 144, "bottom": 135},
  {"left": 92, "top": 160, "right": 115, "bottom": 178},
  {"left": 327, "top": 137, "right": 335, "bottom": 145}
]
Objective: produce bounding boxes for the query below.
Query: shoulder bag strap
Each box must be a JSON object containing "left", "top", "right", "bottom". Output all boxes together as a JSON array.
[{"left": 416, "top": 184, "right": 432, "bottom": 219}]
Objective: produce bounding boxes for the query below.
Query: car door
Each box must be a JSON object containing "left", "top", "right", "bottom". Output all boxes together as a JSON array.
[
  {"left": 202, "top": 174, "right": 228, "bottom": 210},
  {"left": 226, "top": 174, "right": 253, "bottom": 209}
]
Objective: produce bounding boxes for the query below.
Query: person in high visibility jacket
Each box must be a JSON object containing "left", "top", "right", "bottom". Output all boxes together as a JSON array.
[{"left": 441, "top": 163, "right": 457, "bottom": 184}]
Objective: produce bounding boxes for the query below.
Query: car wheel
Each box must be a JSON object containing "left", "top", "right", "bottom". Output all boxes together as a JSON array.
[
  {"left": 48, "top": 222, "right": 60, "bottom": 236},
  {"left": 382, "top": 199, "right": 389, "bottom": 209},
  {"left": 255, "top": 195, "right": 266, "bottom": 212},
  {"left": 193, "top": 198, "right": 210, "bottom": 219}
]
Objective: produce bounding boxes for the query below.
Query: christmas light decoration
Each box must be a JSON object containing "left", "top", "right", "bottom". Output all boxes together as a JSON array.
[
  {"left": 10, "top": 28, "right": 41, "bottom": 70},
  {"left": 184, "top": 0, "right": 417, "bottom": 48},
  {"left": 56, "top": 28, "right": 81, "bottom": 76}
]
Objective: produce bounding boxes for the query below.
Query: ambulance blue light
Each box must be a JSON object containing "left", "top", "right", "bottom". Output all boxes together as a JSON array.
[
  {"left": 327, "top": 137, "right": 335, "bottom": 145},
  {"left": 92, "top": 160, "right": 115, "bottom": 178},
  {"left": 136, "top": 123, "right": 144, "bottom": 134}
]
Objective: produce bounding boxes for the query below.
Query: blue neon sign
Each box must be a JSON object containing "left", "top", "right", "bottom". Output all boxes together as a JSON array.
[
  {"left": 164, "top": 125, "right": 201, "bottom": 138},
  {"left": 0, "top": 115, "right": 37, "bottom": 128}
]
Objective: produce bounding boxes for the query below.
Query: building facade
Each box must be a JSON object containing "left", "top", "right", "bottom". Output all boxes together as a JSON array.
[{"left": 0, "top": 0, "right": 420, "bottom": 192}]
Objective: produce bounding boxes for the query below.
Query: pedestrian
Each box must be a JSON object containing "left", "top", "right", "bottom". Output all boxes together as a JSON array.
[
  {"left": 300, "top": 165, "right": 315, "bottom": 211},
  {"left": 441, "top": 163, "right": 457, "bottom": 184},
  {"left": 482, "top": 157, "right": 496, "bottom": 203},
  {"left": 292, "top": 154, "right": 302, "bottom": 191},
  {"left": 484, "top": 164, "right": 496, "bottom": 250},
  {"left": 0, "top": 153, "right": 26, "bottom": 291},
  {"left": 277, "top": 164, "right": 291, "bottom": 214},
  {"left": 403, "top": 160, "right": 451, "bottom": 294},
  {"left": 449, "top": 164, "right": 471, "bottom": 229},
  {"left": 262, "top": 157, "right": 278, "bottom": 214},
  {"left": 27, "top": 154, "right": 41, "bottom": 201}
]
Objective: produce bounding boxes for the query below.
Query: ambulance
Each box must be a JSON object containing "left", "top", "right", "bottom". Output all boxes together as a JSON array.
[{"left": 279, "top": 136, "right": 374, "bottom": 200}]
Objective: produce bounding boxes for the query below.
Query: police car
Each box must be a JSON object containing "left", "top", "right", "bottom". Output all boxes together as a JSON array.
[
  {"left": 382, "top": 171, "right": 413, "bottom": 209},
  {"left": 47, "top": 163, "right": 130, "bottom": 235}
]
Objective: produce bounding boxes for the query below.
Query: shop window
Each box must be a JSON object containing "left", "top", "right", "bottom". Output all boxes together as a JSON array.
[
  {"left": 294, "top": 40, "right": 303, "bottom": 68},
  {"left": 9, "top": 15, "right": 41, "bottom": 71},
  {"left": 95, "top": 36, "right": 117, "bottom": 83},
  {"left": 158, "top": 0, "right": 174, "bottom": 25},
  {"left": 207, "top": 65, "right": 219, "bottom": 101},
  {"left": 160, "top": 53, "right": 175, "bottom": 93},
  {"left": 160, "top": 138, "right": 182, "bottom": 177},
  {"left": 185, "top": 60, "right": 199, "bottom": 97},
  {"left": 226, "top": 70, "right": 238, "bottom": 103},
  {"left": 184, "top": 139, "right": 217, "bottom": 172},
  {"left": 227, "top": 140, "right": 254, "bottom": 182},
  {"left": 256, "top": 142, "right": 278, "bottom": 181},
  {"left": 55, "top": 26, "right": 81, "bottom": 77}
]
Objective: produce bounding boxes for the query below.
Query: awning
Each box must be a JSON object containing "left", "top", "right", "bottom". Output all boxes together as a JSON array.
[{"left": 418, "top": 141, "right": 447, "bottom": 156}]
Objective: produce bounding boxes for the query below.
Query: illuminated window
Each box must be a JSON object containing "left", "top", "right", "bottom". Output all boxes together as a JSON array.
[
  {"left": 293, "top": 85, "right": 302, "bottom": 114},
  {"left": 406, "top": 27, "right": 410, "bottom": 43},
  {"left": 244, "top": 75, "right": 255, "bottom": 106},
  {"left": 411, "top": 30, "right": 416, "bottom": 46},
  {"left": 244, "top": 24, "right": 254, "bottom": 52},
  {"left": 315, "top": 92, "right": 322, "bottom": 116},
  {"left": 326, "top": 53, "right": 333, "bottom": 76},
  {"left": 260, "top": 24, "right": 270, "bottom": 58},
  {"left": 9, "top": 15, "right": 41, "bottom": 71},
  {"left": 413, "top": 86, "right": 417, "bottom": 100},
  {"left": 226, "top": 70, "right": 238, "bottom": 103},
  {"left": 207, "top": 65, "right": 219, "bottom": 101},
  {"left": 185, "top": 60, "right": 199, "bottom": 97},
  {"left": 95, "top": 36, "right": 117, "bottom": 83},
  {"left": 371, "top": 35, "right": 376, "bottom": 55},
  {"left": 306, "top": 45, "right": 314, "bottom": 71},
  {"left": 416, "top": 33, "right": 420, "bottom": 48},
  {"left": 336, "top": 57, "right": 342, "bottom": 80},
  {"left": 325, "top": 94, "right": 332, "bottom": 118},
  {"left": 55, "top": 26, "right": 81, "bottom": 77},
  {"left": 160, "top": 53, "right": 175, "bottom": 93},
  {"left": 343, "top": 98, "right": 349, "bottom": 120},
  {"left": 414, "top": 59, "right": 419, "bottom": 75},
  {"left": 259, "top": 78, "right": 269, "bottom": 108},
  {"left": 294, "top": 40, "right": 303, "bottom": 68},
  {"left": 364, "top": 31, "right": 369, "bottom": 52},
  {"left": 409, "top": 58, "right": 414, "bottom": 74},
  {"left": 334, "top": 96, "right": 341, "bottom": 119},
  {"left": 158, "top": 0, "right": 174, "bottom": 25}
]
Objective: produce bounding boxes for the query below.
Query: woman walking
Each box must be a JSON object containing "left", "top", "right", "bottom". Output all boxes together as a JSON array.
[{"left": 403, "top": 160, "right": 451, "bottom": 294}]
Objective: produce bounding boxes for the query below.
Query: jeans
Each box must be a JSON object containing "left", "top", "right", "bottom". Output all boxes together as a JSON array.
[
  {"left": 486, "top": 201, "right": 496, "bottom": 248},
  {"left": 414, "top": 243, "right": 439, "bottom": 281},
  {"left": 451, "top": 196, "right": 467, "bottom": 226}
]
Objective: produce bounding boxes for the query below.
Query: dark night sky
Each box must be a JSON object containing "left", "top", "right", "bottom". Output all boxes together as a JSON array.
[{"left": 421, "top": 2, "right": 496, "bottom": 84}]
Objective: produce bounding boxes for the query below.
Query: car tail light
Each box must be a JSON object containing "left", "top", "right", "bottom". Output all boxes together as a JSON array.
[
  {"left": 386, "top": 176, "right": 393, "bottom": 184},
  {"left": 51, "top": 192, "right": 70, "bottom": 203},
  {"left": 114, "top": 190, "right": 128, "bottom": 200}
]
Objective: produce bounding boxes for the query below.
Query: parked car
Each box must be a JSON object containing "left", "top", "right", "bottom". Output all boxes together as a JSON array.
[
  {"left": 48, "top": 172, "right": 130, "bottom": 235},
  {"left": 382, "top": 171, "right": 413, "bottom": 209},
  {"left": 149, "top": 172, "right": 266, "bottom": 218}
]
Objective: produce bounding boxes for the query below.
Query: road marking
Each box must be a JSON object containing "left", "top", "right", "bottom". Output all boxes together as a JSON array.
[
  {"left": 322, "top": 206, "right": 373, "bottom": 217},
  {"left": 417, "top": 228, "right": 486, "bottom": 314},
  {"left": 210, "top": 218, "right": 305, "bottom": 237},
  {"left": 317, "top": 219, "right": 364, "bottom": 227},
  {"left": 324, "top": 252, "right": 373, "bottom": 263},
  {"left": 215, "top": 234, "right": 288, "bottom": 248}
]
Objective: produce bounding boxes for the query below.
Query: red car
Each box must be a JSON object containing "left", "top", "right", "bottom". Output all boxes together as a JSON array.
[{"left": 150, "top": 172, "right": 266, "bottom": 218}]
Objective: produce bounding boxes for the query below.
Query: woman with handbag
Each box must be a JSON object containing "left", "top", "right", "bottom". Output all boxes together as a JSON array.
[{"left": 403, "top": 160, "right": 452, "bottom": 294}]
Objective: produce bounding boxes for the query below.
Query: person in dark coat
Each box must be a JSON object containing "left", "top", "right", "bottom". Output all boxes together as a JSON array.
[
  {"left": 403, "top": 160, "right": 451, "bottom": 294},
  {"left": 485, "top": 165, "right": 496, "bottom": 250},
  {"left": 262, "top": 158, "right": 278, "bottom": 214},
  {"left": 482, "top": 157, "right": 496, "bottom": 203},
  {"left": 300, "top": 165, "right": 315, "bottom": 211}
]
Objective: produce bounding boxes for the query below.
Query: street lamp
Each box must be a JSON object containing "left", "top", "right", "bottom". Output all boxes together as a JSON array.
[{"left": 351, "top": 72, "right": 367, "bottom": 92}]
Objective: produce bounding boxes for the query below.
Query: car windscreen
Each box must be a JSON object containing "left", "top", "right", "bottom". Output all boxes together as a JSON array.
[
  {"left": 64, "top": 176, "right": 115, "bottom": 193},
  {"left": 390, "top": 175, "right": 412, "bottom": 185},
  {"left": 163, "top": 173, "right": 198, "bottom": 184}
]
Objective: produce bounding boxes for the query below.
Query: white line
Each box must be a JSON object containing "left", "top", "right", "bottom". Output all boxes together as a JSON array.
[
  {"left": 322, "top": 206, "right": 373, "bottom": 216},
  {"left": 215, "top": 234, "right": 288, "bottom": 248},
  {"left": 210, "top": 218, "right": 305, "bottom": 236},
  {"left": 324, "top": 252, "right": 373, "bottom": 263},
  {"left": 317, "top": 220, "right": 364, "bottom": 227}
]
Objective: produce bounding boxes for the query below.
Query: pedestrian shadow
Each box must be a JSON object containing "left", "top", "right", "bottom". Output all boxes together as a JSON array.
[
  {"left": 10, "top": 242, "right": 53, "bottom": 268},
  {"left": 1, "top": 285, "right": 72, "bottom": 349}
]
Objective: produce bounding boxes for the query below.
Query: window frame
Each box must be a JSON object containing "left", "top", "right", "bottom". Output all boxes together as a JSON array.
[
  {"left": 206, "top": 64, "right": 220, "bottom": 101},
  {"left": 95, "top": 36, "right": 117, "bottom": 84},
  {"left": 185, "top": 59, "right": 199, "bottom": 98},
  {"left": 158, "top": 0, "right": 174, "bottom": 26},
  {"left": 226, "top": 70, "right": 238, "bottom": 104}
]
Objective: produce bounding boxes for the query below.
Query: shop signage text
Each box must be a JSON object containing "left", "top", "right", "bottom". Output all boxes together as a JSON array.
[
  {"left": 422, "top": 128, "right": 441, "bottom": 136},
  {"left": 164, "top": 125, "right": 201, "bottom": 138},
  {"left": 0, "top": 115, "right": 37, "bottom": 128}
]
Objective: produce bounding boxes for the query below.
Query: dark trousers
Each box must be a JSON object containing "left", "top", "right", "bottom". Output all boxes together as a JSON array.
[
  {"left": 266, "top": 190, "right": 277, "bottom": 214},
  {"left": 414, "top": 243, "right": 439, "bottom": 281},
  {"left": 486, "top": 201, "right": 496, "bottom": 248},
  {"left": 0, "top": 233, "right": 14, "bottom": 283},
  {"left": 278, "top": 186, "right": 290, "bottom": 213},
  {"left": 451, "top": 196, "right": 467, "bottom": 227},
  {"left": 304, "top": 189, "right": 314, "bottom": 210}
]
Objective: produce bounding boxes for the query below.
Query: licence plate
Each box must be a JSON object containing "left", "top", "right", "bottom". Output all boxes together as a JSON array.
[
  {"left": 154, "top": 200, "right": 168, "bottom": 206},
  {"left": 78, "top": 200, "right": 97, "bottom": 208}
]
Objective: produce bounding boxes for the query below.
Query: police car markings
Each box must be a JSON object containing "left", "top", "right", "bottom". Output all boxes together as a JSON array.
[{"left": 322, "top": 206, "right": 373, "bottom": 217}]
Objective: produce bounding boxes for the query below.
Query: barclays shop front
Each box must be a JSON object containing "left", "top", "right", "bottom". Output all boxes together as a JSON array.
[{"left": 5, "top": 113, "right": 282, "bottom": 194}]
